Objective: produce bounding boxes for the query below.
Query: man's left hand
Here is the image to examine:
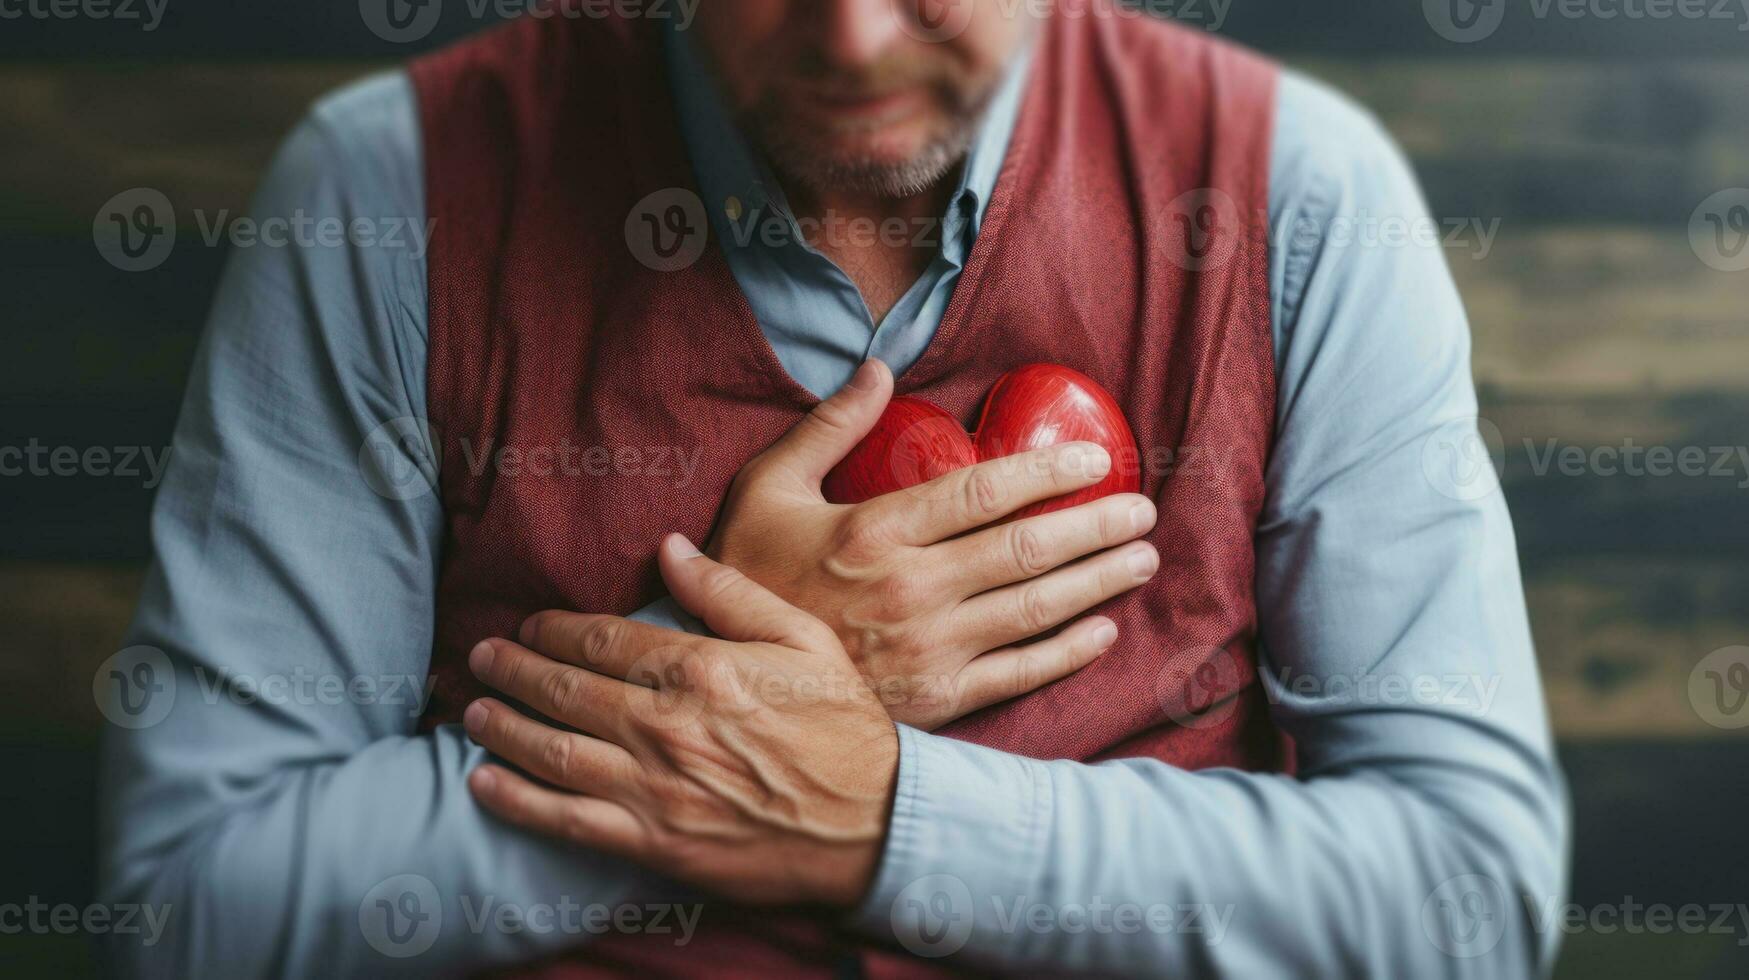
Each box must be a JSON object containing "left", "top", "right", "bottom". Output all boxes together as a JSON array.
[{"left": 463, "top": 533, "right": 898, "bottom": 907}]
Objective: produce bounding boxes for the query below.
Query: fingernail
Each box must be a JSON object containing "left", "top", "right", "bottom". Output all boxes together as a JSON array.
[
  {"left": 848, "top": 359, "right": 881, "bottom": 391},
  {"left": 1061, "top": 443, "right": 1111, "bottom": 479},
  {"left": 667, "top": 533, "right": 703, "bottom": 558},
  {"left": 470, "top": 767, "right": 497, "bottom": 794},
  {"left": 1129, "top": 500, "right": 1154, "bottom": 533},
  {"left": 469, "top": 640, "right": 495, "bottom": 677},
  {"left": 1093, "top": 621, "right": 1119, "bottom": 649},
  {"left": 463, "top": 700, "right": 488, "bottom": 736},
  {"left": 1127, "top": 545, "right": 1158, "bottom": 579}
]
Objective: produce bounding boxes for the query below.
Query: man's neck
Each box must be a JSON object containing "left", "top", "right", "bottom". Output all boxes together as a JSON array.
[{"left": 785, "top": 174, "right": 961, "bottom": 328}]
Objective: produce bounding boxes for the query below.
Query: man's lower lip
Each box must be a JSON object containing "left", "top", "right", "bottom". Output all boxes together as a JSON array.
[{"left": 813, "top": 89, "right": 926, "bottom": 118}]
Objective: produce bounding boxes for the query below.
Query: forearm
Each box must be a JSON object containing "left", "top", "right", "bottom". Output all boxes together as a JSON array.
[
  {"left": 100, "top": 722, "right": 670, "bottom": 977},
  {"left": 860, "top": 721, "right": 1564, "bottom": 977}
]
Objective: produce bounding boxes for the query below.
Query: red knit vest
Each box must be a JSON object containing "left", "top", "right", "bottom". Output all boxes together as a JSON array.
[{"left": 412, "top": 6, "right": 1282, "bottom": 976}]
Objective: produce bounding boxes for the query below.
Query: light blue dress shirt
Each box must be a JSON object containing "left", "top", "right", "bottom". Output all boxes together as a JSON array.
[{"left": 97, "top": 26, "right": 1568, "bottom": 980}]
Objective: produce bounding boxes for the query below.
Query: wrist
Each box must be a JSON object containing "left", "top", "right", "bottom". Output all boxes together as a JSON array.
[{"left": 806, "top": 719, "right": 900, "bottom": 907}]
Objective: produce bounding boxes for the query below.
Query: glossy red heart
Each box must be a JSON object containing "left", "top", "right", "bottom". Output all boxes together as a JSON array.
[{"left": 822, "top": 363, "right": 1141, "bottom": 520}]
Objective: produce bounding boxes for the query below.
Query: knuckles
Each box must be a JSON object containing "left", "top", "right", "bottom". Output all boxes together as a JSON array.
[
  {"left": 872, "top": 572, "right": 929, "bottom": 624},
  {"left": 1016, "top": 583, "right": 1055, "bottom": 634},
  {"left": 1006, "top": 523, "right": 1051, "bottom": 576},
  {"left": 541, "top": 666, "right": 588, "bottom": 718},
  {"left": 541, "top": 730, "right": 579, "bottom": 783},
  {"left": 581, "top": 617, "right": 622, "bottom": 667},
  {"left": 962, "top": 468, "right": 1005, "bottom": 520},
  {"left": 833, "top": 511, "right": 893, "bottom": 567}
]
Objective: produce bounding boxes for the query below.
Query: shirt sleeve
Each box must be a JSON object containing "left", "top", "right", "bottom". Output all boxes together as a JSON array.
[
  {"left": 854, "top": 70, "right": 1570, "bottom": 978},
  {"left": 94, "top": 71, "right": 691, "bottom": 978}
]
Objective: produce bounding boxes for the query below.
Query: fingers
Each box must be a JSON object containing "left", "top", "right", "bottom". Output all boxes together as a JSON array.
[
  {"left": 932, "top": 493, "right": 1156, "bottom": 596},
  {"left": 464, "top": 697, "right": 641, "bottom": 795},
  {"left": 751, "top": 358, "right": 893, "bottom": 488},
  {"left": 517, "top": 610, "right": 700, "bottom": 681},
  {"left": 469, "top": 638, "right": 650, "bottom": 741},
  {"left": 953, "top": 616, "right": 1121, "bottom": 716},
  {"left": 954, "top": 541, "right": 1159, "bottom": 650},
  {"left": 658, "top": 533, "right": 833, "bottom": 650},
  {"left": 864, "top": 442, "right": 1113, "bottom": 545},
  {"left": 469, "top": 764, "right": 649, "bottom": 860}
]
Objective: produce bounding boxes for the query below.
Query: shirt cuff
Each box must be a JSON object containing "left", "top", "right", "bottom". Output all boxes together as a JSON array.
[
  {"left": 627, "top": 595, "right": 708, "bottom": 635},
  {"left": 854, "top": 725, "right": 1051, "bottom": 957}
]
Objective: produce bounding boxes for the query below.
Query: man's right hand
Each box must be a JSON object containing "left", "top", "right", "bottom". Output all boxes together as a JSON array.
[{"left": 708, "top": 359, "right": 1159, "bottom": 730}]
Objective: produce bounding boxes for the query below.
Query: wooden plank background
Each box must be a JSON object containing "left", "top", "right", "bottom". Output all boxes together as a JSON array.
[{"left": 2, "top": 5, "right": 1746, "bottom": 977}]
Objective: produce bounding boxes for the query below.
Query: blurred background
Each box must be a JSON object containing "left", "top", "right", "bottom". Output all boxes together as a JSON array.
[{"left": 1, "top": 1, "right": 1745, "bottom": 976}]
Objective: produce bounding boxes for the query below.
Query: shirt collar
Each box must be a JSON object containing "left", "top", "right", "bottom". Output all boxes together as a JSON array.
[{"left": 665, "top": 23, "right": 1033, "bottom": 252}]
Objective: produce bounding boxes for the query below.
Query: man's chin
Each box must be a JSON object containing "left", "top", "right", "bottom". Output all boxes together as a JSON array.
[{"left": 761, "top": 127, "right": 974, "bottom": 200}]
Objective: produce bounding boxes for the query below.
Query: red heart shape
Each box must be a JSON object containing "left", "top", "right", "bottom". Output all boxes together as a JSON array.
[{"left": 822, "top": 363, "right": 1141, "bottom": 520}]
